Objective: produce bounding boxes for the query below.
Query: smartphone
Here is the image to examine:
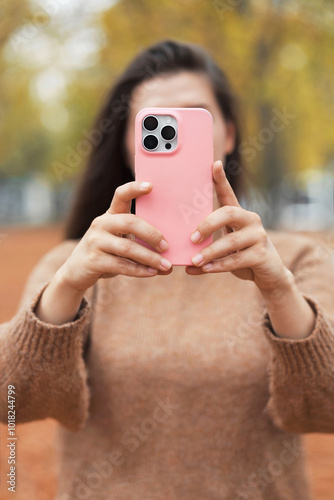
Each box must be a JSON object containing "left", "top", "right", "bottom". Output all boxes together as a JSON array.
[{"left": 134, "top": 107, "right": 214, "bottom": 266}]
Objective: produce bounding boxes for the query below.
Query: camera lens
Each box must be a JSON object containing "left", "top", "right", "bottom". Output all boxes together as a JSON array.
[
  {"left": 161, "top": 125, "right": 176, "bottom": 140},
  {"left": 143, "top": 116, "right": 158, "bottom": 131},
  {"left": 143, "top": 135, "right": 158, "bottom": 150}
]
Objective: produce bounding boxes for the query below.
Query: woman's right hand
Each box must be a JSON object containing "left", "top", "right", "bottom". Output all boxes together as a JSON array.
[{"left": 58, "top": 180, "right": 173, "bottom": 294}]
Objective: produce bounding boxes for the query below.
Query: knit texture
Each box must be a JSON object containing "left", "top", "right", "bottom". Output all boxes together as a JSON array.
[{"left": 1, "top": 231, "right": 334, "bottom": 500}]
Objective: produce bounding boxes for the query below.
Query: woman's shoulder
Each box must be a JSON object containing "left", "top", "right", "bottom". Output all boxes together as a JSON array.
[
  {"left": 35, "top": 239, "right": 78, "bottom": 272},
  {"left": 266, "top": 229, "right": 333, "bottom": 271},
  {"left": 17, "top": 239, "right": 79, "bottom": 311}
]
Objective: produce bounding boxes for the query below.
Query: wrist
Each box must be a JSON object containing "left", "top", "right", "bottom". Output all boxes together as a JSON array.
[
  {"left": 259, "top": 268, "right": 316, "bottom": 339},
  {"left": 258, "top": 267, "right": 296, "bottom": 310},
  {"left": 34, "top": 268, "right": 86, "bottom": 326},
  {"left": 54, "top": 265, "right": 86, "bottom": 299}
]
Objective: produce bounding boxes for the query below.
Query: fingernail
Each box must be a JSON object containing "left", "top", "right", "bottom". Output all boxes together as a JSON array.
[
  {"left": 192, "top": 254, "right": 204, "bottom": 266},
  {"left": 147, "top": 267, "right": 158, "bottom": 274},
  {"left": 160, "top": 258, "right": 172, "bottom": 270},
  {"left": 203, "top": 262, "right": 213, "bottom": 271},
  {"left": 214, "top": 160, "right": 224, "bottom": 174},
  {"left": 191, "top": 231, "right": 201, "bottom": 243},
  {"left": 158, "top": 239, "right": 168, "bottom": 252},
  {"left": 140, "top": 181, "right": 151, "bottom": 189}
]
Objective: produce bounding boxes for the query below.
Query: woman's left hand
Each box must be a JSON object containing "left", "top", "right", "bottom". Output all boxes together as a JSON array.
[{"left": 185, "top": 160, "right": 290, "bottom": 293}]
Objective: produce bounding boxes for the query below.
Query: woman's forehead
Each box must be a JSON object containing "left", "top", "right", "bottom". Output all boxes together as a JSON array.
[{"left": 129, "top": 71, "right": 215, "bottom": 111}]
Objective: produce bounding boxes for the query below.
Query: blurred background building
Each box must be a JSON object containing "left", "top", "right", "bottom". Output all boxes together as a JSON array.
[{"left": 0, "top": 0, "right": 333, "bottom": 230}]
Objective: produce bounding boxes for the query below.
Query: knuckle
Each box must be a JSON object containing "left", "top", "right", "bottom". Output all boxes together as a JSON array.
[
  {"left": 258, "top": 227, "right": 267, "bottom": 244},
  {"left": 227, "top": 231, "right": 239, "bottom": 247},
  {"left": 229, "top": 252, "right": 240, "bottom": 266},
  {"left": 87, "top": 248, "right": 99, "bottom": 267},
  {"left": 224, "top": 205, "right": 236, "bottom": 217},
  {"left": 200, "top": 218, "right": 213, "bottom": 234},
  {"left": 251, "top": 211, "right": 262, "bottom": 225},
  {"left": 134, "top": 263, "right": 144, "bottom": 275},
  {"left": 257, "top": 245, "right": 267, "bottom": 260},
  {"left": 125, "top": 214, "right": 136, "bottom": 230},
  {"left": 145, "top": 225, "right": 159, "bottom": 243},
  {"left": 146, "top": 251, "right": 159, "bottom": 266},
  {"left": 206, "top": 246, "right": 215, "bottom": 262},
  {"left": 119, "top": 237, "right": 133, "bottom": 253},
  {"left": 114, "top": 185, "right": 124, "bottom": 197},
  {"left": 117, "top": 258, "right": 130, "bottom": 272},
  {"left": 86, "top": 231, "right": 98, "bottom": 249},
  {"left": 90, "top": 215, "right": 103, "bottom": 229}
]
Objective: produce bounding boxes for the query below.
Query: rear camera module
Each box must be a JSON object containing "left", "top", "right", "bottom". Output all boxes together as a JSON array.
[
  {"left": 141, "top": 114, "right": 177, "bottom": 153},
  {"left": 161, "top": 125, "right": 176, "bottom": 141},
  {"left": 143, "top": 135, "right": 158, "bottom": 150},
  {"left": 143, "top": 116, "right": 158, "bottom": 131}
]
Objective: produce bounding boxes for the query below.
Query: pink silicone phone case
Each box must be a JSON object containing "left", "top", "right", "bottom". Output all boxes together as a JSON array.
[{"left": 134, "top": 107, "right": 213, "bottom": 266}]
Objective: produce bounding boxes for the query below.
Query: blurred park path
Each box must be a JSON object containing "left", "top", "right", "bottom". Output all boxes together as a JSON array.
[{"left": 0, "top": 225, "right": 333, "bottom": 499}]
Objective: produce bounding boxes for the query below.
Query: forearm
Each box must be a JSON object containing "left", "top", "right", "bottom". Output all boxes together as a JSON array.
[
  {"left": 259, "top": 269, "right": 316, "bottom": 340},
  {"left": 35, "top": 268, "right": 85, "bottom": 326}
]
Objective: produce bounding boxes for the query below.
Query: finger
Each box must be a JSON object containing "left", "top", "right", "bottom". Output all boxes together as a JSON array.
[
  {"left": 102, "top": 213, "right": 168, "bottom": 253},
  {"left": 199, "top": 245, "right": 258, "bottom": 273},
  {"left": 108, "top": 180, "right": 152, "bottom": 215},
  {"left": 191, "top": 205, "right": 254, "bottom": 244},
  {"left": 98, "top": 254, "right": 160, "bottom": 277},
  {"left": 213, "top": 160, "right": 240, "bottom": 208},
  {"left": 156, "top": 266, "right": 174, "bottom": 276},
  {"left": 99, "top": 233, "right": 172, "bottom": 272},
  {"left": 190, "top": 227, "right": 259, "bottom": 267},
  {"left": 185, "top": 265, "right": 205, "bottom": 276}
]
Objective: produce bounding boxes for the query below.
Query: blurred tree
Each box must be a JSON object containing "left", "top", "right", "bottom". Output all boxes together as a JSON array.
[
  {"left": 0, "top": 0, "right": 50, "bottom": 176},
  {"left": 0, "top": 0, "right": 333, "bottom": 218},
  {"left": 0, "top": 0, "right": 30, "bottom": 48},
  {"left": 95, "top": 0, "right": 334, "bottom": 182}
]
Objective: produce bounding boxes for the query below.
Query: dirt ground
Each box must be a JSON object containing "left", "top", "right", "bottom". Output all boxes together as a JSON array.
[{"left": 0, "top": 225, "right": 333, "bottom": 499}]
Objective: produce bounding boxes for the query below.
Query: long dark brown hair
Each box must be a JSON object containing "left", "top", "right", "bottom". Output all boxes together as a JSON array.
[{"left": 65, "top": 39, "right": 244, "bottom": 240}]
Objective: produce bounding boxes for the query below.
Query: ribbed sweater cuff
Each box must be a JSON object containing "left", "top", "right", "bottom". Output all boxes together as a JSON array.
[
  {"left": 262, "top": 295, "right": 334, "bottom": 377},
  {"left": 11, "top": 281, "right": 91, "bottom": 364}
]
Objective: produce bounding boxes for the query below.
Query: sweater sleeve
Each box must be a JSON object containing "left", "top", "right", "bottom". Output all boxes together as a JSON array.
[
  {"left": 262, "top": 234, "right": 334, "bottom": 434},
  {"left": 0, "top": 241, "right": 93, "bottom": 432}
]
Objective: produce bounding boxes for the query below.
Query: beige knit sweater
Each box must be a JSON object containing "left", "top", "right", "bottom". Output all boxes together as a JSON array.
[{"left": 1, "top": 230, "right": 334, "bottom": 500}]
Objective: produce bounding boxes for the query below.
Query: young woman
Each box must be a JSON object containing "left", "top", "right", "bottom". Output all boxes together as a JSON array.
[{"left": 1, "top": 40, "right": 334, "bottom": 500}]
